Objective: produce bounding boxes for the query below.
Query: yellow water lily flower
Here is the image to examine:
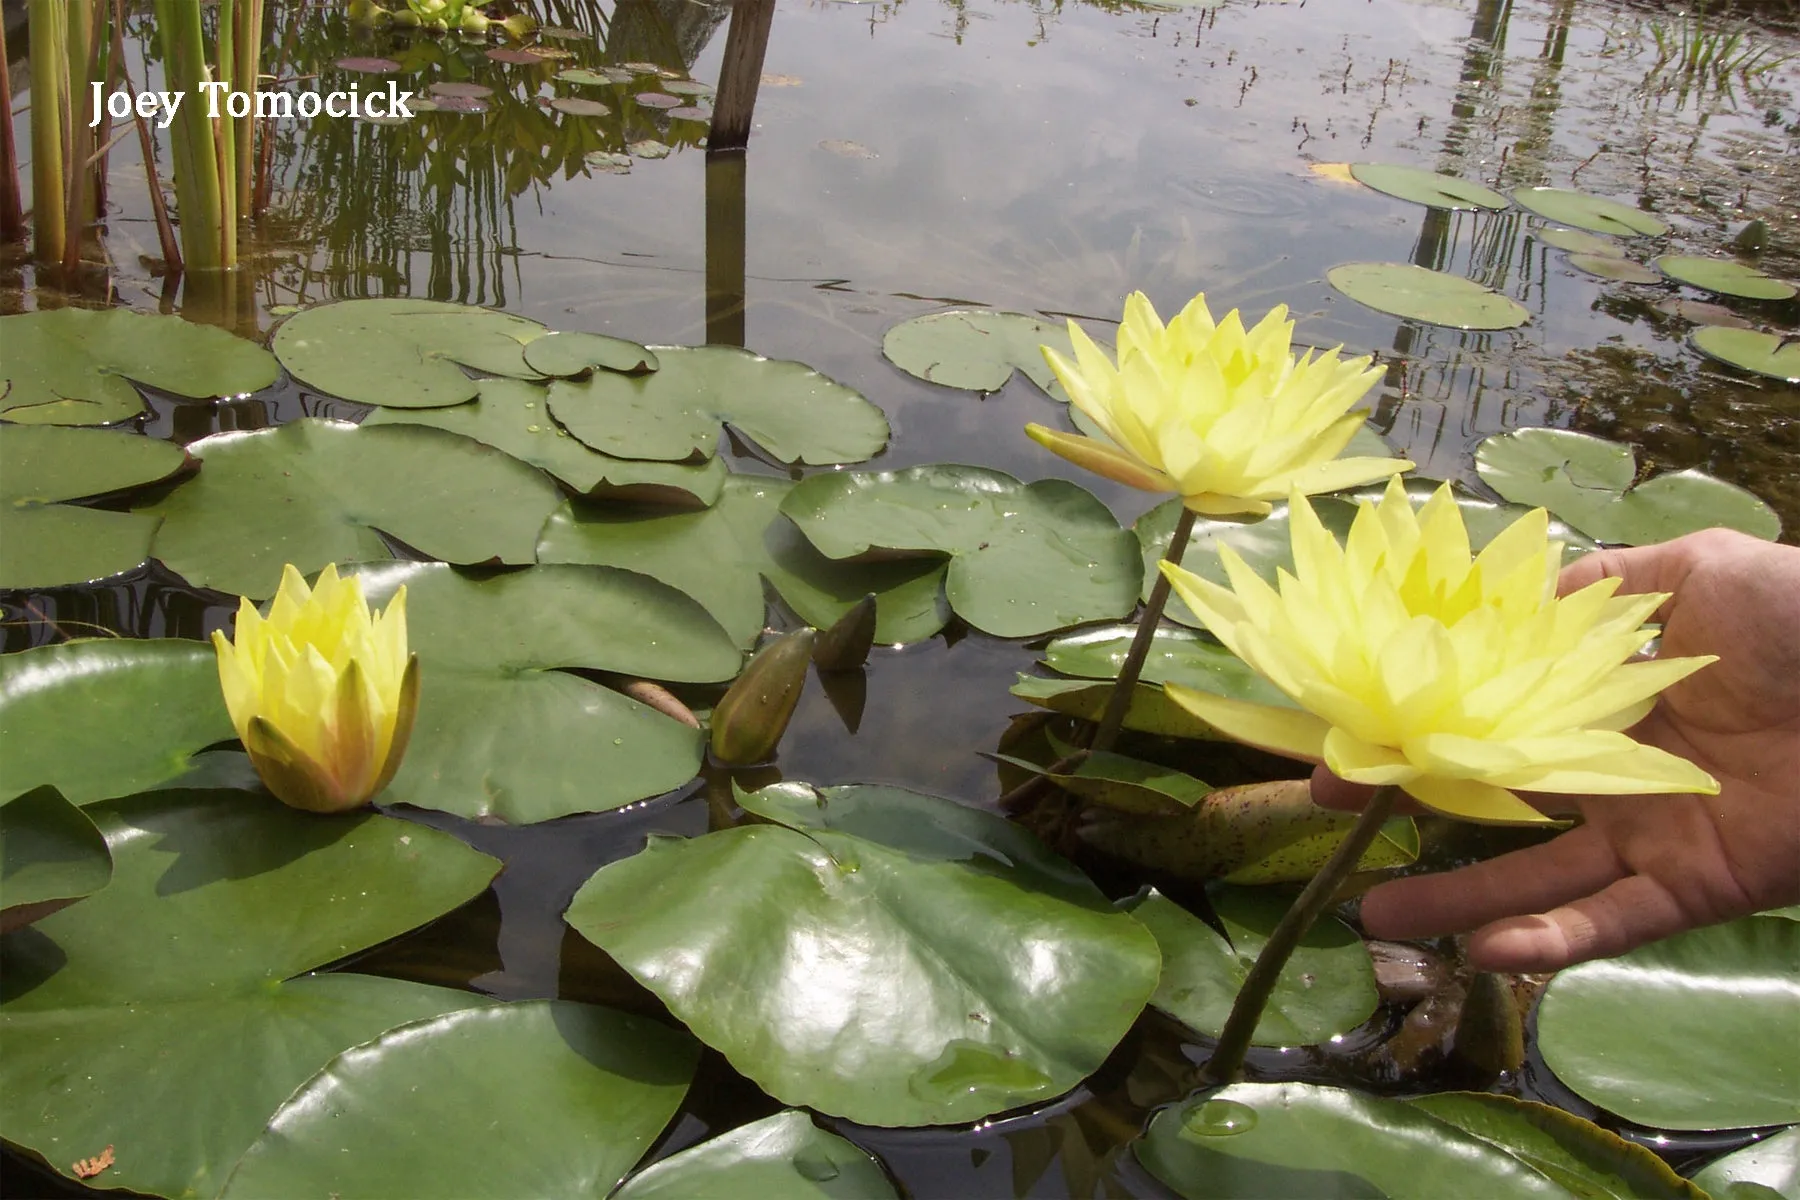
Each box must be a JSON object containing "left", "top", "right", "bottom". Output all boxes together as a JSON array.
[
  {"left": 1026, "top": 292, "right": 1412, "bottom": 516},
  {"left": 1159, "top": 479, "right": 1720, "bottom": 823},
  {"left": 212, "top": 564, "right": 419, "bottom": 814}
]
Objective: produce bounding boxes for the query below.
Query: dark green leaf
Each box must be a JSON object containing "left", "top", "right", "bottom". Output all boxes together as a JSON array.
[
  {"left": 1655, "top": 257, "right": 1795, "bottom": 301},
  {"left": 1689, "top": 1126, "right": 1800, "bottom": 1200},
  {"left": 613, "top": 1109, "right": 897, "bottom": 1200},
  {"left": 880, "top": 309, "right": 1082, "bottom": 399},
  {"left": 1326, "top": 262, "right": 1528, "bottom": 330},
  {"left": 1513, "top": 187, "right": 1668, "bottom": 237},
  {"left": 1347, "top": 164, "right": 1507, "bottom": 210},
  {"left": 1690, "top": 327, "right": 1800, "bottom": 384},
  {"left": 0, "top": 786, "right": 112, "bottom": 930}
]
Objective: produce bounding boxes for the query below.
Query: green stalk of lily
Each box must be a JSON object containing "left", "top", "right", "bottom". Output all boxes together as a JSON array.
[
  {"left": 154, "top": 0, "right": 228, "bottom": 271},
  {"left": 29, "top": 0, "right": 68, "bottom": 264}
]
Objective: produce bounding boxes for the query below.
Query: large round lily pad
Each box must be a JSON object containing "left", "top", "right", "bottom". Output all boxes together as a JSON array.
[
  {"left": 1348, "top": 163, "right": 1507, "bottom": 210},
  {"left": 1690, "top": 327, "right": 1800, "bottom": 384},
  {"left": 613, "top": 1110, "right": 897, "bottom": 1200},
  {"left": 1475, "top": 427, "right": 1781, "bottom": 544},
  {"left": 1689, "top": 1125, "right": 1800, "bottom": 1200},
  {"left": 1326, "top": 262, "right": 1528, "bottom": 330},
  {"left": 271, "top": 298, "right": 549, "bottom": 409},
  {"left": 0, "top": 788, "right": 499, "bottom": 1197},
  {"left": 1537, "top": 916, "right": 1800, "bottom": 1131},
  {"left": 546, "top": 345, "right": 889, "bottom": 465},
  {"left": 1131, "top": 888, "right": 1376, "bottom": 1045},
  {"left": 0, "top": 424, "right": 190, "bottom": 588},
  {"left": 219, "top": 1001, "right": 698, "bottom": 1199},
  {"left": 881, "top": 309, "right": 1082, "bottom": 399},
  {"left": 1538, "top": 227, "right": 1627, "bottom": 257},
  {"left": 1513, "top": 187, "right": 1668, "bottom": 237},
  {"left": 779, "top": 465, "right": 1141, "bottom": 638},
  {"left": 0, "top": 786, "right": 112, "bottom": 931},
  {"left": 564, "top": 782, "right": 1161, "bottom": 1126},
  {"left": 1655, "top": 256, "right": 1796, "bottom": 300},
  {"left": 140, "top": 419, "right": 562, "bottom": 599},
  {"left": 0, "top": 308, "right": 279, "bottom": 425}
]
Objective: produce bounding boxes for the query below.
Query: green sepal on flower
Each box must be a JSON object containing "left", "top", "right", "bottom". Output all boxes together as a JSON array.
[{"left": 1158, "top": 478, "right": 1720, "bottom": 823}]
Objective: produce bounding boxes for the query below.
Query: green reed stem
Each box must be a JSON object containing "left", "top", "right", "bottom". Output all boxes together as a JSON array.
[
  {"left": 29, "top": 0, "right": 68, "bottom": 263},
  {"left": 155, "top": 0, "right": 227, "bottom": 271}
]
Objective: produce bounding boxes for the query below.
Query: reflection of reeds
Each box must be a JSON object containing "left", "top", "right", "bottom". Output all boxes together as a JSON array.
[{"left": 1644, "top": 3, "right": 1791, "bottom": 98}]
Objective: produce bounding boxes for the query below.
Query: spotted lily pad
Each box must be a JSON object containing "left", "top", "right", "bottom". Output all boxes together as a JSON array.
[
  {"left": 1327, "top": 262, "right": 1528, "bottom": 330},
  {"left": 0, "top": 786, "right": 112, "bottom": 932},
  {"left": 1475, "top": 427, "right": 1781, "bottom": 544},
  {"left": 1654, "top": 256, "right": 1796, "bottom": 301},
  {"left": 1690, "top": 327, "right": 1800, "bottom": 383},
  {"left": 547, "top": 345, "right": 888, "bottom": 465},
  {"left": 1567, "top": 254, "right": 1661, "bottom": 284},
  {"left": 1513, "top": 187, "right": 1668, "bottom": 237},
  {"left": 0, "top": 424, "right": 189, "bottom": 588},
  {"left": 881, "top": 309, "right": 1083, "bottom": 399},
  {"left": 0, "top": 308, "right": 279, "bottom": 425},
  {"left": 1538, "top": 227, "right": 1627, "bottom": 257},
  {"left": 272, "top": 298, "right": 548, "bottom": 409},
  {"left": 613, "top": 1110, "right": 895, "bottom": 1200},
  {"left": 1347, "top": 163, "right": 1507, "bottom": 210}
]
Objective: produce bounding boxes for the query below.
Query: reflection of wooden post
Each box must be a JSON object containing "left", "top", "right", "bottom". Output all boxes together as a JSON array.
[
  {"left": 705, "top": 151, "right": 746, "bottom": 346},
  {"left": 709, "top": 0, "right": 775, "bottom": 152}
]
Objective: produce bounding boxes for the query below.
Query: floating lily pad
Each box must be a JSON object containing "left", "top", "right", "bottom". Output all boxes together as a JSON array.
[
  {"left": 0, "top": 308, "right": 279, "bottom": 425},
  {"left": 1043, "top": 625, "right": 1293, "bottom": 709},
  {"left": 780, "top": 465, "right": 1140, "bottom": 638},
  {"left": 635, "top": 92, "right": 682, "bottom": 109},
  {"left": 428, "top": 81, "right": 493, "bottom": 99},
  {"left": 141, "top": 419, "right": 562, "bottom": 599},
  {"left": 1657, "top": 299, "right": 1752, "bottom": 328},
  {"left": 0, "top": 424, "right": 189, "bottom": 588},
  {"left": 1655, "top": 256, "right": 1796, "bottom": 301},
  {"left": 1009, "top": 675, "right": 1224, "bottom": 740},
  {"left": 660, "top": 79, "right": 715, "bottom": 97},
  {"left": 0, "top": 786, "right": 112, "bottom": 932},
  {"left": 1691, "top": 326, "right": 1800, "bottom": 383},
  {"left": 1538, "top": 916, "right": 1800, "bottom": 1131},
  {"left": 219, "top": 1001, "right": 698, "bottom": 1199},
  {"left": 272, "top": 298, "right": 548, "bottom": 409},
  {"left": 1347, "top": 163, "right": 1507, "bottom": 210},
  {"left": 350, "top": 561, "right": 738, "bottom": 822},
  {"left": 1327, "top": 262, "right": 1529, "bottom": 330},
  {"left": 667, "top": 105, "right": 710, "bottom": 122},
  {"left": 547, "top": 345, "right": 888, "bottom": 465},
  {"left": 1513, "top": 187, "right": 1668, "bottom": 237},
  {"left": 989, "top": 748, "right": 1211, "bottom": 815},
  {"left": 365, "top": 379, "right": 720, "bottom": 506},
  {"left": 556, "top": 68, "right": 612, "bottom": 86},
  {"left": 613, "top": 1110, "right": 895, "bottom": 1200},
  {"left": 1689, "top": 1125, "right": 1800, "bottom": 1199},
  {"left": 629, "top": 139, "right": 672, "bottom": 159},
  {"left": 1131, "top": 888, "right": 1376, "bottom": 1045},
  {"left": 487, "top": 47, "right": 547, "bottom": 65},
  {"left": 567, "top": 782, "right": 1160, "bottom": 1126},
  {"left": 1475, "top": 427, "right": 1781, "bottom": 544},
  {"left": 521, "top": 331, "right": 658, "bottom": 377},
  {"left": 551, "top": 96, "right": 611, "bottom": 117},
  {"left": 427, "top": 94, "right": 487, "bottom": 113},
  {"left": 881, "top": 309, "right": 1082, "bottom": 399},
  {"left": 0, "top": 789, "right": 498, "bottom": 1198},
  {"left": 1568, "top": 254, "right": 1662, "bottom": 284},
  {"left": 0, "top": 639, "right": 234, "bottom": 805},
  {"left": 1538, "top": 227, "right": 1628, "bottom": 257},
  {"left": 336, "top": 56, "right": 401, "bottom": 73},
  {"left": 586, "top": 150, "right": 633, "bottom": 173}
]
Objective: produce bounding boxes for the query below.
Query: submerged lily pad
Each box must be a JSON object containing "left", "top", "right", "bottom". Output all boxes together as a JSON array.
[
  {"left": 0, "top": 786, "right": 112, "bottom": 932},
  {"left": 1513, "top": 187, "right": 1668, "bottom": 237},
  {"left": 1131, "top": 888, "right": 1376, "bottom": 1045},
  {"left": 613, "top": 1110, "right": 895, "bottom": 1200},
  {"left": 1688, "top": 1125, "right": 1800, "bottom": 1199},
  {"left": 272, "top": 298, "right": 548, "bottom": 409},
  {"left": 1537, "top": 916, "right": 1800, "bottom": 1131},
  {"left": 780, "top": 465, "right": 1141, "bottom": 638},
  {"left": 1691, "top": 327, "right": 1800, "bottom": 383},
  {"left": 0, "top": 789, "right": 498, "bottom": 1198},
  {"left": 1347, "top": 163, "right": 1507, "bottom": 210},
  {"left": 141, "top": 419, "right": 562, "bottom": 599},
  {"left": 881, "top": 309, "right": 1082, "bottom": 399},
  {"left": 0, "top": 424, "right": 189, "bottom": 588},
  {"left": 547, "top": 345, "right": 888, "bottom": 465},
  {"left": 1655, "top": 256, "right": 1796, "bottom": 301},
  {"left": 1475, "top": 427, "right": 1781, "bottom": 544},
  {"left": 1537, "top": 227, "right": 1627, "bottom": 257},
  {"left": 219, "top": 1002, "right": 698, "bottom": 1200},
  {"left": 1009, "top": 675, "right": 1223, "bottom": 740},
  {"left": 1327, "top": 262, "right": 1528, "bottom": 330},
  {"left": 990, "top": 747, "right": 1211, "bottom": 815},
  {"left": 0, "top": 308, "right": 279, "bottom": 425},
  {"left": 566, "top": 782, "right": 1161, "bottom": 1127},
  {"left": 1567, "top": 254, "right": 1661, "bottom": 284},
  {"left": 1043, "top": 625, "right": 1292, "bottom": 709}
]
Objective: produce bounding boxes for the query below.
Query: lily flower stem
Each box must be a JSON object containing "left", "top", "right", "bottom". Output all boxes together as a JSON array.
[
  {"left": 1201, "top": 784, "right": 1401, "bottom": 1085},
  {"left": 1091, "top": 505, "right": 1199, "bottom": 755}
]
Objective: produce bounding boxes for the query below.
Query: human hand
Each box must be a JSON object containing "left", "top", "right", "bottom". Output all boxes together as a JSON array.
[{"left": 1313, "top": 528, "right": 1800, "bottom": 972}]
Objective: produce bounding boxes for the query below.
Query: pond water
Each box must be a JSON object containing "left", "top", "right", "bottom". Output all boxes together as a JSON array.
[{"left": 3, "top": 0, "right": 1798, "bottom": 1194}]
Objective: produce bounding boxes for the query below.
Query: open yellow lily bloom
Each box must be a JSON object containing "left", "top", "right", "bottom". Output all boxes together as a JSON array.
[
  {"left": 1026, "top": 292, "right": 1413, "bottom": 516},
  {"left": 212, "top": 564, "right": 419, "bottom": 813},
  {"left": 1159, "top": 479, "right": 1721, "bottom": 823}
]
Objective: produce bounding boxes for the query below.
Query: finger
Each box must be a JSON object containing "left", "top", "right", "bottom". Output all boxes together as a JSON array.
[
  {"left": 1357, "top": 823, "right": 1622, "bottom": 940},
  {"left": 1555, "top": 536, "right": 1704, "bottom": 610},
  {"left": 1464, "top": 873, "right": 1693, "bottom": 972},
  {"left": 1309, "top": 764, "right": 1376, "bottom": 812}
]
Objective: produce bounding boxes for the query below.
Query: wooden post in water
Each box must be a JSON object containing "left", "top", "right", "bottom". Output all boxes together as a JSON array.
[
  {"left": 709, "top": 0, "right": 775, "bottom": 152},
  {"left": 705, "top": 151, "right": 747, "bottom": 347}
]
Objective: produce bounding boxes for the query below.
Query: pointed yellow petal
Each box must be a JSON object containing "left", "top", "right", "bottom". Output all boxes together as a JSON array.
[
  {"left": 1024, "top": 424, "right": 1174, "bottom": 493},
  {"left": 1403, "top": 776, "right": 1554, "bottom": 825},
  {"left": 1163, "top": 684, "right": 1331, "bottom": 762},
  {"left": 1323, "top": 728, "right": 1419, "bottom": 785}
]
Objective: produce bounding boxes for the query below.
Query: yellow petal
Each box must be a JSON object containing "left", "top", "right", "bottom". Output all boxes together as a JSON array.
[
  {"left": 1323, "top": 728, "right": 1419, "bottom": 785},
  {"left": 1402, "top": 776, "right": 1554, "bottom": 825},
  {"left": 1163, "top": 684, "right": 1331, "bottom": 762},
  {"left": 1490, "top": 743, "right": 1721, "bottom": 795},
  {"left": 1024, "top": 424, "right": 1174, "bottom": 493}
]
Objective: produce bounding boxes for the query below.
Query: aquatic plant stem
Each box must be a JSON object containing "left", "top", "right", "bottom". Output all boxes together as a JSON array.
[
  {"left": 1201, "top": 784, "right": 1400, "bottom": 1085},
  {"left": 1091, "top": 504, "right": 1198, "bottom": 755},
  {"left": 29, "top": 0, "right": 68, "bottom": 264},
  {"left": 0, "top": 19, "right": 25, "bottom": 242}
]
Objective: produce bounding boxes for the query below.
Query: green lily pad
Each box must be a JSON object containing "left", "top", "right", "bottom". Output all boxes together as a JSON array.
[
  {"left": 1691, "top": 327, "right": 1800, "bottom": 384},
  {"left": 1689, "top": 1125, "right": 1800, "bottom": 1200},
  {"left": 0, "top": 424, "right": 190, "bottom": 588},
  {"left": 556, "top": 68, "right": 613, "bottom": 86},
  {"left": 1655, "top": 256, "right": 1797, "bottom": 301},
  {"left": 366, "top": 379, "right": 726, "bottom": 506},
  {"left": 0, "top": 308, "right": 279, "bottom": 426},
  {"left": 520, "top": 330, "right": 660, "bottom": 376},
  {"left": 1138, "top": 1083, "right": 1672, "bottom": 1198},
  {"left": 1538, "top": 227, "right": 1628, "bottom": 257},
  {"left": 1475, "top": 427, "right": 1781, "bottom": 544},
  {"left": 881, "top": 309, "right": 1082, "bottom": 399},
  {"left": 565, "top": 782, "right": 1161, "bottom": 1127},
  {"left": 271, "top": 298, "right": 549, "bottom": 409},
  {"left": 613, "top": 1110, "right": 897, "bottom": 1200},
  {"left": 989, "top": 748, "right": 1211, "bottom": 815},
  {"left": 780, "top": 465, "right": 1141, "bottom": 638},
  {"left": 1513, "top": 187, "right": 1668, "bottom": 237},
  {"left": 219, "top": 1001, "right": 698, "bottom": 1199},
  {"left": 141, "top": 419, "right": 562, "bottom": 599},
  {"left": 1347, "top": 164, "right": 1507, "bottom": 210},
  {"left": 1568, "top": 254, "right": 1662, "bottom": 284},
  {"left": 0, "top": 788, "right": 499, "bottom": 1197},
  {"left": 349, "top": 562, "right": 738, "bottom": 822},
  {"left": 1009, "top": 675, "right": 1225, "bottom": 740},
  {"left": 0, "top": 639, "right": 235, "bottom": 805},
  {"left": 1326, "top": 262, "right": 1529, "bottom": 330},
  {"left": 1537, "top": 916, "right": 1800, "bottom": 1131},
  {"left": 0, "top": 786, "right": 112, "bottom": 931},
  {"left": 1130, "top": 888, "right": 1376, "bottom": 1045},
  {"left": 550, "top": 96, "right": 611, "bottom": 117},
  {"left": 546, "top": 345, "right": 888, "bottom": 465},
  {"left": 1043, "top": 625, "right": 1294, "bottom": 709}
]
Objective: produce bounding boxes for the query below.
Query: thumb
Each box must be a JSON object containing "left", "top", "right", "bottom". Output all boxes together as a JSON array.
[{"left": 1555, "top": 537, "right": 1706, "bottom": 607}]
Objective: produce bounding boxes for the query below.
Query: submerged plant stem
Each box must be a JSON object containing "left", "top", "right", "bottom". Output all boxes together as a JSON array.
[
  {"left": 1202, "top": 784, "right": 1401, "bottom": 1085},
  {"left": 1091, "top": 504, "right": 1198, "bottom": 755}
]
